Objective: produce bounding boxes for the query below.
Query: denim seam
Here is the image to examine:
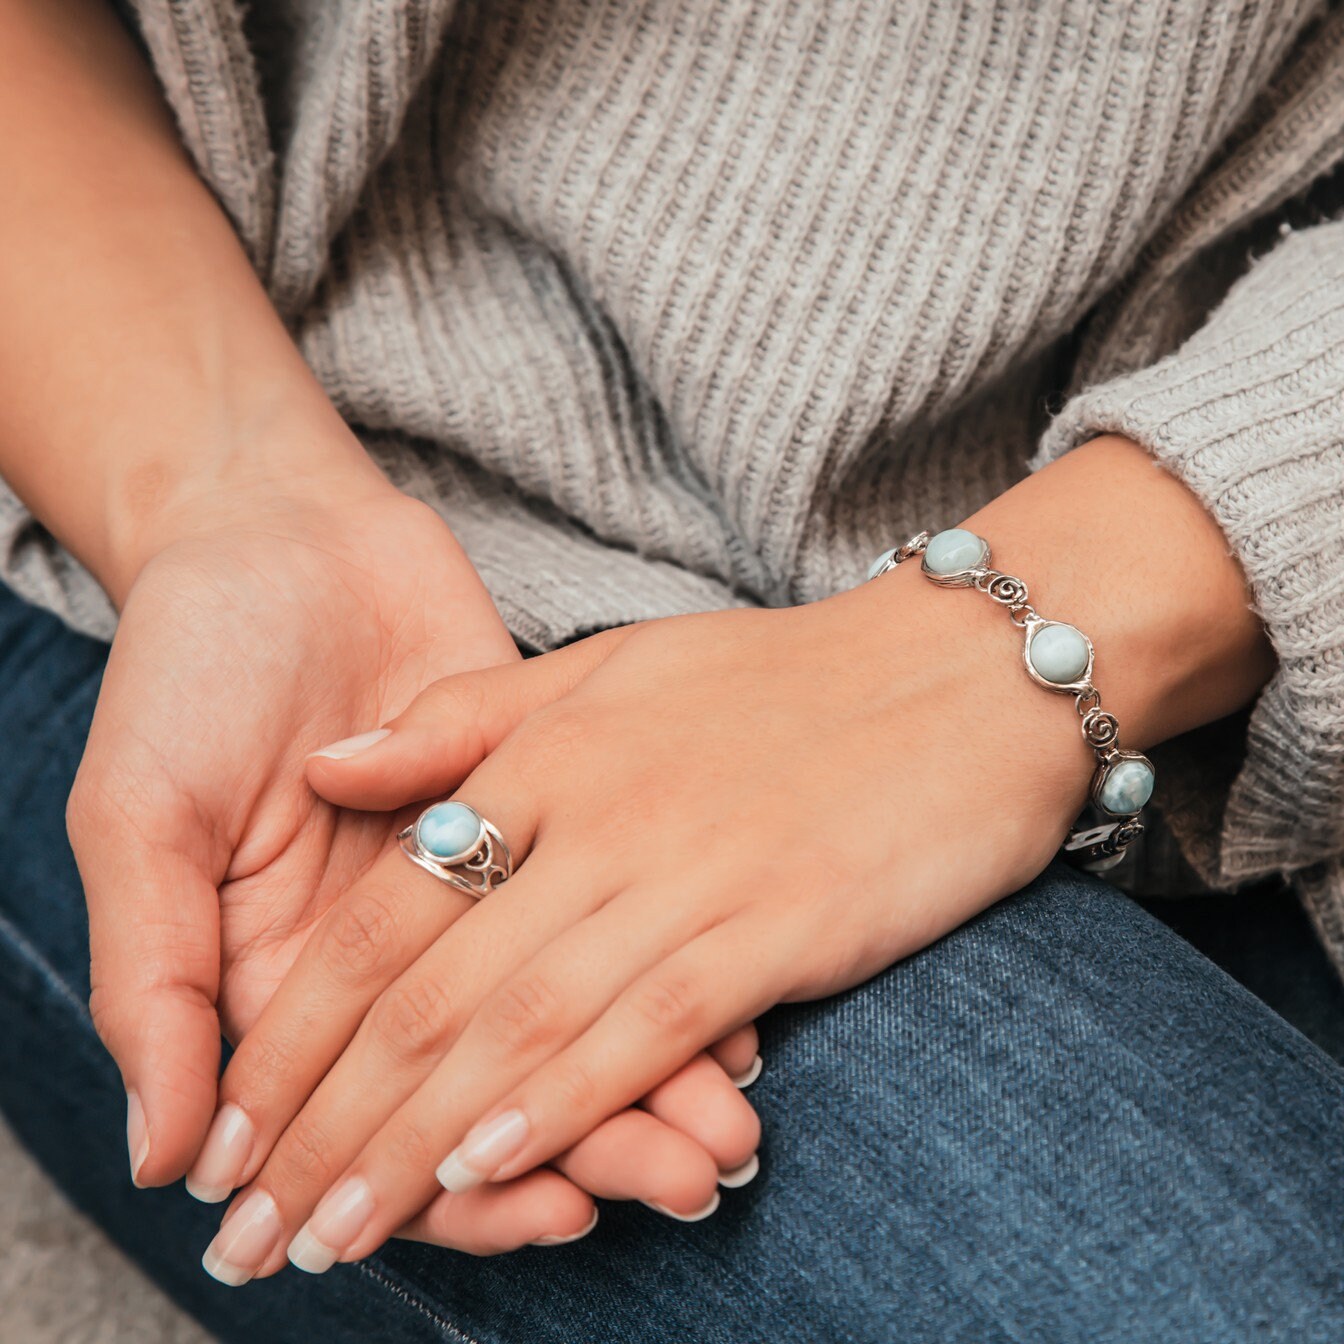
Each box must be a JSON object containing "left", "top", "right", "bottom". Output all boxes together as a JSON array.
[
  {"left": 0, "top": 906, "right": 92, "bottom": 1024},
  {"left": 356, "top": 1258, "right": 484, "bottom": 1344}
]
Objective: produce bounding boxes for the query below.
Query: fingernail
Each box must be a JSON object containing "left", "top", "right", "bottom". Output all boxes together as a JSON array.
[
  {"left": 288, "top": 1176, "right": 375, "bottom": 1275},
  {"left": 436, "top": 1109, "right": 530, "bottom": 1193},
  {"left": 201, "top": 1190, "right": 282, "bottom": 1287},
  {"left": 644, "top": 1191, "right": 721, "bottom": 1223},
  {"left": 731, "top": 1055, "right": 763, "bottom": 1089},
  {"left": 718, "top": 1153, "right": 760, "bottom": 1189},
  {"left": 309, "top": 728, "right": 391, "bottom": 760},
  {"left": 186, "top": 1104, "right": 255, "bottom": 1204},
  {"left": 533, "top": 1207, "right": 599, "bottom": 1247},
  {"left": 126, "top": 1091, "right": 149, "bottom": 1186}
]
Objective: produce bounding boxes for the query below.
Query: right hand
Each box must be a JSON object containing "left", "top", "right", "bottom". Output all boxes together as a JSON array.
[{"left": 67, "top": 463, "right": 758, "bottom": 1255}]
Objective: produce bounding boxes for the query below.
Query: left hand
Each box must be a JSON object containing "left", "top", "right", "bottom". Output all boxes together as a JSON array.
[{"left": 216, "top": 569, "right": 1093, "bottom": 1272}]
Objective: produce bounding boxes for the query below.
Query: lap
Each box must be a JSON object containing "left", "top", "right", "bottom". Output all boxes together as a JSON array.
[{"left": 2, "top": 584, "right": 1342, "bottom": 1344}]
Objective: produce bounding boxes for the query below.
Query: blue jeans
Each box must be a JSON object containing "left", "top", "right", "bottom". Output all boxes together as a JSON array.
[{"left": 2, "top": 583, "right": 1343, "bottom": 1344}]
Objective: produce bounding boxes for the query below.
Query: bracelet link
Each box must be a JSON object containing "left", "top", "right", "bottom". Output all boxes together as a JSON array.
[{"left": 866, "top": 527, "right": 1156, "bottom": 874}]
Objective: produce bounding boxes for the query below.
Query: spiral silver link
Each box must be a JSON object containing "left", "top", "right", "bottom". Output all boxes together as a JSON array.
[
  {"left": 1080, "top": 706, "right": 1121, "bottom": 750},
  {"left": 866, "top": 529, "right": 1154, "bottom": 874}
]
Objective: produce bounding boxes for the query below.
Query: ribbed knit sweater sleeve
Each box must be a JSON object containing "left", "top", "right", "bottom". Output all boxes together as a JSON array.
[{"left": 1032, "top": 220, "right": 1344, "bottom": 896}]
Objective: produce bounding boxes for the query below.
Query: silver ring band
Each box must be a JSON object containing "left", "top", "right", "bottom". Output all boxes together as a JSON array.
[{"left": 398, "top": 801, "right": 513, "bottom": 899}]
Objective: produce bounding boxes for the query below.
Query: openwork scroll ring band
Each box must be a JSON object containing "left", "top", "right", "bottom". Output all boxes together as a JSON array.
[{"left": 398, "top": 800, "right": 513, "bottom": 899}]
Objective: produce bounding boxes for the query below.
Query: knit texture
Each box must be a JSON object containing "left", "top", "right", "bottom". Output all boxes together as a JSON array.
[{"left": 2, "top": 1, "right": 1343, "bottom": 965}]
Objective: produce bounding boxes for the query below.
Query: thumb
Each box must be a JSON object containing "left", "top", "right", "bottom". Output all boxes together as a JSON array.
[
  {"left": 306, "top": 625, "right": 630, "bottom": 811},
  {"left": 69, "top": 786, "right": 223, "bottom": 1188}
]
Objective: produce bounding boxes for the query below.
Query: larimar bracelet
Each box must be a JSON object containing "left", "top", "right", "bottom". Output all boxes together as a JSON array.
[{"left": 867, "top": 528, "right": 1155, "bottom": 872}]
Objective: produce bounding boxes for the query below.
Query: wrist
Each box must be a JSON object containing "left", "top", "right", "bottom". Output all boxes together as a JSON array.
[
  {"left": 956, "top": 434, "right": 1275, "bottom": 752},
  {"left": 96, "top": 390, "right": 393, "bottom": 606},
  {"left": 845, "top": 434, "right": 1275, "bottom": 857}
]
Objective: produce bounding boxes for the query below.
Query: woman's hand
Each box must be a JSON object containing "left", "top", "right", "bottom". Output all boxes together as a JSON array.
[
  {"left": 205, "top": 436, "right": 1275, "bottom": 1275},
  {"left": 205, "top": 586, "right": 1076, "bottom": 1276},
  {"left": 1, "top": 0, "right": 761, "bottom": 1256},
  {"left": 66, "top": 471, "right": 519, "bottom": 1186},
  {"left": 77, "top": 460, "right": 763, "bottom": 1268}
]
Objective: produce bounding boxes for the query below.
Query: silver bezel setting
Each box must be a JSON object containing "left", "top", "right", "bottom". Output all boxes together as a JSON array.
[
  {"left": 398, "top": 802, "right": 513, "bottom": 899},
  {"left": 1021, "top": 617, "right": 1096, "bottom": 696},
  {"left": 413, "top": 803, "right": 486, "bottom": 864},
  {"left": 1089, "top": 750, "right": 1156, "bottom": 819},
  {"left": 920, "top": 532, "right": 991, "bottom": 588}
]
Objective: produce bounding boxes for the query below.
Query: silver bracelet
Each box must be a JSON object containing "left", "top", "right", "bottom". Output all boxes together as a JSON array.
[{"left": 867, "top": 528, "right": 1155, "bottom": 872}]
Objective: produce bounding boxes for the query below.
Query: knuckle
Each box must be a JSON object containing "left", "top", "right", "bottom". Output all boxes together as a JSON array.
[
  {"left": 633, "top": 973, "right": 705, "bottom": 1036},
  {"left": 482, "top": 975, "right": 564, "bottom": 1058},
  {"left": 274, "top": 1114, "right": 338, "bottom": 1190},
  {"left": 87, "top": 981, "right": 123, "bottom": 1053},
  {"left": 64, "top": 780, "right": 97, "bottom": 850},
  {"left": 383, "top": 1119, "right": 437, "bottom": 1176},
  {"left": 320, "top": 891, "right": 399, "bottom": 982},
  {"left": 430, "top": 675, "right": 486, "bottom": 726},
  {"left": 550, "top": 1058, "right": 599, "bottom": 1115},
  {"left": 416, "top": 678, "right": 488, "bottom": 756},
  {"left": 233, "top": 1029, "right": 301, "bottom": 1098},
  {"left": 368, "top": 976, "right": 456, "bottom": 1064}
]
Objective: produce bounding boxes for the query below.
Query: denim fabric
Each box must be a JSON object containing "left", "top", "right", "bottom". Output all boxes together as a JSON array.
[{"left": 1, "top": 584, "right": 1343, "bottom": 1344}]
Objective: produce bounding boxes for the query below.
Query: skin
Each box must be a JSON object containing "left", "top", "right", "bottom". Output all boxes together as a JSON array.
[
  {"left": 203, "top": 436, "right": 1276, "bottom": 1278},
  {"left": 0, "top": 0, "right": 760, "bottom": 1254},
  {"left": 0, "top": 0, "right": 1278, "bottom": 1290}
]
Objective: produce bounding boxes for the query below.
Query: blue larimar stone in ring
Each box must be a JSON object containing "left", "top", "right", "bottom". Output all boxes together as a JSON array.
[
  {"left": 867, "top": 547, "right": 898, "bottom": 581},
  {"left": 1098, "top": 757, "right": 1156, "bottom": 815},
  {"left": 1027, "top": 622, "right": 1091, "bottom": 685},
  {"left": 923, "top": 528, "right": 989, "bottom": 577},
  {"left": 416, "top": 801, "right": 485, "bottom": 861}
]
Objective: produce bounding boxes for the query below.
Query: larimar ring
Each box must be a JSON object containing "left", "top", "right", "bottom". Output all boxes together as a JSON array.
[{"left": 398, "top": 801, "right": 513, "bottom": 899}]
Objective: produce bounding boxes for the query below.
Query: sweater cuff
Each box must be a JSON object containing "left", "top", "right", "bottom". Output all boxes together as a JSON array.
[{"left": 1031, "top": 221, "right": 1344, "bottom": 886}]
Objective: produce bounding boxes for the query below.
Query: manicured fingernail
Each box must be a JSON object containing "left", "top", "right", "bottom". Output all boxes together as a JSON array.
[
  {"left": 186, "top": 1104, "right": 255, "bottom": 1204},
  {"left": 201, "top": 1190, "right": 281, "bottom": 1287},
  {"left": 731, "top": 1055, "right": 763, "bottom": 1089},
  {"left": 436, "top": 1109, "right": 530, "bottom": 1193},
  {"left": 533, "top": 1207, "right": 599, "bottom": 1247},
  {"left": 644, "top": 1191, "right": 721, "bottom": 1223},
  {"left": 126, "top": 1091, "right": 149, "bottom": 1186},
  {"left": 288, "top": 1176, "right": 375, "bottom": 1275},
  {"left": 718, "top": 1153, "right": 760, "bottom": 1189},
  {"left": 309, "top": 728, "right": 391, "bottom": 760}
]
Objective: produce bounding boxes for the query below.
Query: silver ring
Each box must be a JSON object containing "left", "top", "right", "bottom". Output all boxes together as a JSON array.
[{"left": 398, "top": 801, "right": 513, "bottom": 899}]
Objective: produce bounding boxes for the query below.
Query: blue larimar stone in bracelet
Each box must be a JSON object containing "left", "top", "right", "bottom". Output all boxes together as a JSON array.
[{"left": 866, "top": 529, "right": 1155, "bottom": 873}]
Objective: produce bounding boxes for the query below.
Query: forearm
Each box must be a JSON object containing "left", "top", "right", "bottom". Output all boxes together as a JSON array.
[{"left": 0, "top": 0, "right": 383, "bottom": 604}]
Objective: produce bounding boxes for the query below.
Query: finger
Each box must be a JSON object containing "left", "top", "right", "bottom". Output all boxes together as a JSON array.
[
  {"left": 397, "top": 1170, "right": 597, "bottom": 1255},
  {"left": 71, "top": 771, "right": 224, "bottom": 1187},
  {"left": 204, "top": 1168, "right": 599, "bottom": 1284},
  {"left": 554, "top": 1104, "right": 720, "bottom": 1218},
  {"left": 305, "top": 627, "right": 630, "bottom": 811},
  {"left": 188, "top": 760, "right": 548, "bottom": 1205},
  {"left": 706, "top": 1023, "right": 762, "bottom": 1087},
  {"left": 197, "top": 842, "right": 620, "bottom": 1283},
  {"left": 271, "top": 889, "right": 697, "bottom": 1270},
  {"left": 640, "top": 1052, "right": 761, "bottom": 1182},
  {"left": 186, "top": 837, "right": 472, "bottom": 1203},
  {"left": 431, "top": 916, "right": 780, "bottom": 1196}
]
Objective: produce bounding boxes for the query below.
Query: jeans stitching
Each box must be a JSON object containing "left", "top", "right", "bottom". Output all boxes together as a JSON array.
[
  {"left": 355, "top": 1258, "right": 486, "bottom": 1344},
  {"left": 0, "top": 906, "right": 92, "bottom": 1024}
]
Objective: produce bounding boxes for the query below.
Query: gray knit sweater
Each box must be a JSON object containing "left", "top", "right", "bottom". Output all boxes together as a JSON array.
[{"left": 3, "top": 2, "right": 1343, "bottom": 967}]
